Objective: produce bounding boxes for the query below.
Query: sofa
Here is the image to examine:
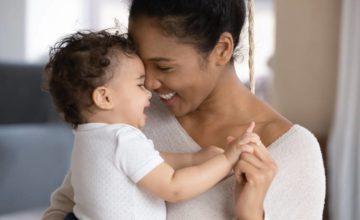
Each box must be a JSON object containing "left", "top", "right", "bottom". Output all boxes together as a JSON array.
[{"left": 0, "top": 62, "right": 74, "bottom": 219}]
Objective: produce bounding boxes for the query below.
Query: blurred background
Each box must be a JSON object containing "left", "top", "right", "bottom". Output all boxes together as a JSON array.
[{"left": 0, "top": 0, "right": 359, "bottom": 219}]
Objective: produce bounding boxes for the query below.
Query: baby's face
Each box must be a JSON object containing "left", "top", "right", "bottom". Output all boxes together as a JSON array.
[{"left": 107, "top": 54, "right": 151, "bottom": 128}]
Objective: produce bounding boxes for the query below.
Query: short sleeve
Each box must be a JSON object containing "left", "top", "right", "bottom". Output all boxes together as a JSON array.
[{"left": 114, "top": 126, "right": 164, "bottom": 183}]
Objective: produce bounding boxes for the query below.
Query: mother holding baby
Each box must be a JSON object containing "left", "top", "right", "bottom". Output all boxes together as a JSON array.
[{"left": 43, "top": 0, "right": 325, "bottom": 219}]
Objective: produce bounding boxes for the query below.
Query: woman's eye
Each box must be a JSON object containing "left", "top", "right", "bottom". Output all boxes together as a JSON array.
[
  {"left": 138, "top": 84, "right": 145, "bottom": 88},
  {"left": 157, "top": 66, "right": 173, "bottom": 72}
]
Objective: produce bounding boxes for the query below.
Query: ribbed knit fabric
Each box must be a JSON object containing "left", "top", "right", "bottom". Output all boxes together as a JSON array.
[
  {"left": 71, "top": 123, "right": 165, "bottom": 220},
  {"left": 43, "top": 96, "right": 325, "bottom": 220}
]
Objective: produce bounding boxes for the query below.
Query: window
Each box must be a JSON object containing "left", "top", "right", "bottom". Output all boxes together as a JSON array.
[{"left": 1, "top": 0, "right": 275, "bottom": 83}]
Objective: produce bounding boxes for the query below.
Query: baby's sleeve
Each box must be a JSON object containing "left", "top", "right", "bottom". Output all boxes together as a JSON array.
[{"left": 114, "top": 127, "right": 164, "bottom": 183}]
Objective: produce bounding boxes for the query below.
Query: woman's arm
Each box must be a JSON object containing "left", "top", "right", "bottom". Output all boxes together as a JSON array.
[{"left": 42, "top": 171, "right": 75, "bottom": 220}]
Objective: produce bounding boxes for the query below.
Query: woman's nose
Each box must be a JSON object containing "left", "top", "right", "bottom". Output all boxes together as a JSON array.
[{"left": 145, "top": 70, "right": 161, "bottom": 90}]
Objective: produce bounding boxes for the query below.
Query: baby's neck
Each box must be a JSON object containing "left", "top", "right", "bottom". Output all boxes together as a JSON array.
[{"left": 82, "top": 110, "right": 123, "bottom": 125}]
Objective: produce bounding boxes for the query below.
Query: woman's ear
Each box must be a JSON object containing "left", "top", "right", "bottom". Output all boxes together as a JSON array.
[
  {"left": 92, "top": 86, "right": 114, "bottom": 110},
  {"left": 211, "top": 32, "right": 234, "bottom": 66}
]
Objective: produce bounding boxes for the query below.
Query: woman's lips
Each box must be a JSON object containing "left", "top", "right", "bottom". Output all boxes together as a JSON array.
[
  {"left": 159, "top": 92, "right": 176, "bottom": 100},
  {"left": 159, "top": 92, "right": 177, "bottom": 106}
]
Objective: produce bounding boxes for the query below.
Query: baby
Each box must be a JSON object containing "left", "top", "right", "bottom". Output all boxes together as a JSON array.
[{"left": 44, "top": 30, "right": 260, "bottom": 219}]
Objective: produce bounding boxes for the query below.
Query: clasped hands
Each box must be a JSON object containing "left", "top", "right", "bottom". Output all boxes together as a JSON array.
[{"left": 196, "top": 122, "right": 278, "bottom": 220}]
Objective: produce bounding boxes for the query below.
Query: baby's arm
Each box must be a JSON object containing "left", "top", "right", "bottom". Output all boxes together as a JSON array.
[
  {"left": 160, "top": 146, "right": 224, "bottom": 169},
  {"left": 137, "top": 130, "right": 258, "bottom": 203},
  {"left": 137, "top": 153, "right": 233, "bottom": 203}
]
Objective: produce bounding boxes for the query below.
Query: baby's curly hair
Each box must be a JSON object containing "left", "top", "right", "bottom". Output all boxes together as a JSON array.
[{"left": 44, "top": 30, "right": 136, "bottom": 128}]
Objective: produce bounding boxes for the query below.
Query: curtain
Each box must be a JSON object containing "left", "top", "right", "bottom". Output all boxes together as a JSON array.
[{"left": 328, "top": 0, "right": 360, "bottom": 219}]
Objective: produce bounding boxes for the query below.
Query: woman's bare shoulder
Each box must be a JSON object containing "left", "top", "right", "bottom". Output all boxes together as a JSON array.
[{"left": 258, "top": 117, "right": 293, "bottom": 147}]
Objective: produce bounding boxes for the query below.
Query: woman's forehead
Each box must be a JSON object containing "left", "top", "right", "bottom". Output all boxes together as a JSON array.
[{"left": 129, "top": 19, "right": 197, "bottom": 61}]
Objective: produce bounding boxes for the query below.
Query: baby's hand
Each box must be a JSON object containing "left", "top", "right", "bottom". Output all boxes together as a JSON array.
[
  {"left": 224, "top": 122, "right": 260, "bottom": 165},
  {"left": 193, "top": 145, "right": 224, "bottom": 165}
]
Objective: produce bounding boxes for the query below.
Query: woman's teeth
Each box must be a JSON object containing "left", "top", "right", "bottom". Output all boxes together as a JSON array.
[{"left": 159, "top": 92, "right": 176, "bottom": 100}]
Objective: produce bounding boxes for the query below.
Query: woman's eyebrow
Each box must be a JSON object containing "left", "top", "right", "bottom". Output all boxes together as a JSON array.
[{"left": 148, "top": 57, "right": 174, "bottom": 62}]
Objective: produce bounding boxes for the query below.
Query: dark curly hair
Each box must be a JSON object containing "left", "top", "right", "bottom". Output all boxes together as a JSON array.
[{"left": 43, "top": 30, "right": 136, "bottom": 128}]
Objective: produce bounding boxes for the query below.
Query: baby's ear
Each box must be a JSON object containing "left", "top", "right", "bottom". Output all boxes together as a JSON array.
[{"left": 92, "top": 86, "right": 114, "bottom": 110}]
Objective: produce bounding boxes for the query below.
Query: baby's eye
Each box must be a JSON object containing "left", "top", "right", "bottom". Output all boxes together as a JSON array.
[{"left": 138, "top": 84, "right": 145, "bottom": 88}]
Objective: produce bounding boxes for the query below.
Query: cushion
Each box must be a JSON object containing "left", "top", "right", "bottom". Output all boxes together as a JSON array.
[
  {"left": 0, "top": 124, "right": 73, "bottom": 214},
  {"left": 0, "top": 62, "right": 59, "bottom": 124}
]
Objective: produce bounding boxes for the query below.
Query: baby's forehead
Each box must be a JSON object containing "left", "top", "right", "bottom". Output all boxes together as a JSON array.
[
  {"left": 109, "top": 47, "right": 141, "bottom": 62},
  {"left": 108, "top": 51, "right": 145, "bottom": 77}
]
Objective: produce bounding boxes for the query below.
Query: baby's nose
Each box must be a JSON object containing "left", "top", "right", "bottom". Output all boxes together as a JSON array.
[{"left": 146, "top": 89, "right": 152, "bottom": 99}]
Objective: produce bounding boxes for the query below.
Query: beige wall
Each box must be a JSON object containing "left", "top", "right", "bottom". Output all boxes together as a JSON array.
[{"left": 271, "top": 0, "right": 341, "bottom": 137}]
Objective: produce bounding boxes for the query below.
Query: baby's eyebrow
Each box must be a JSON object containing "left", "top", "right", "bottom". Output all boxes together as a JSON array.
[
  {"left": 137, "top": 74, "right": 145, "bottom": 80},
  {"left": 138, "top": 73, "right": 145, "bottom": 79}
]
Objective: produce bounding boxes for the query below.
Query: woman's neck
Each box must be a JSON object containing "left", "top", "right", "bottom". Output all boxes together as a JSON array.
[
  {"left": 181, "top": 65, "right": 258, "bottom": 125},
  {"left": 176, "top": 64, "right": 293, "bottom": 148}
]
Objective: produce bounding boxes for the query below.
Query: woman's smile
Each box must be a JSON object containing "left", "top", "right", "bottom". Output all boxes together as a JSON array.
[{"left": 158, "top": 91, "right": 178, "bottom": 106}]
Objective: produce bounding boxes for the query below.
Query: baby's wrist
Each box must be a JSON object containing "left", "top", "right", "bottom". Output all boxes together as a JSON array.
[{"left": 224, "top": 152, "right": 236, "bottom": 167}]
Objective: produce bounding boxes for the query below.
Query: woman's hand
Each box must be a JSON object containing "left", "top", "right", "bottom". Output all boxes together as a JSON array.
[{"left": 229, "top": 123, "right": 278, "bottom": 220}]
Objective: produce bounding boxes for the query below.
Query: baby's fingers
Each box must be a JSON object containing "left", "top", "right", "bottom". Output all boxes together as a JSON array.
[
  {"left": 227, "top": 136, "right": 236, "bottom": 145},
  {"left": 246, "top": 121, "right": 255, "bottom": 133},
  {"left": 234, "top": 133, "right": 261, "bottom": 146}
]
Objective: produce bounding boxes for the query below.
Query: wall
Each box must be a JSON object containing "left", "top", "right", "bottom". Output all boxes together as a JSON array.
[
  {"left": 0, "top": 0, "right": 25, "bottom": 62},
  {"left": 0, "top": 0, "right": 129, "bottom": 63},
  {"left": 271, "top": 0, "right": 341, "bottom": 137}
]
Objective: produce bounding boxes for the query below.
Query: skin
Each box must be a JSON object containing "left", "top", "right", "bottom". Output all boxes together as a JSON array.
[{"left": 129, "top": 17, "right": 293, "bottom": 220}]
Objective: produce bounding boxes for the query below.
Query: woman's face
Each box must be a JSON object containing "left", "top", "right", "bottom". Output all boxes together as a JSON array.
[{"left": 129, "top": 18, "right": 220, "bottom": 117}]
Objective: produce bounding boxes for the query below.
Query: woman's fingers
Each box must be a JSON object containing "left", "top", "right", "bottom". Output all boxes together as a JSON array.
[
  {"left": 234, "top": 151, "right": 278, "bottom": 186},
  {"left": 239, "top": 150, "right": 263, "bottom": 169},
  {"left": 249, "top": 142, "right": 268, "bottom": 162},
  {"left": 234, "top": 159, "right": 259, "bottom": 185}
]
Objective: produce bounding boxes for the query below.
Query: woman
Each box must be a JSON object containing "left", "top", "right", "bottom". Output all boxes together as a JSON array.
[{"left": 43, "top": 0, "right": 325, "bottom": 219}]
